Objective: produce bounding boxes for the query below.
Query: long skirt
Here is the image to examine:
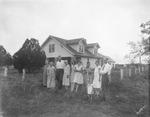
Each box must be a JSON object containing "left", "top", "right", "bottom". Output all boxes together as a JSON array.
[
  {"left": 62, "top": 73, "right": 70, "bottom": 86},
  {"left": 43, "top": 70, "right": 47, "bottom": 86},
  {"left": 47, "top": 75, "right": 55, "bottom": 88}
]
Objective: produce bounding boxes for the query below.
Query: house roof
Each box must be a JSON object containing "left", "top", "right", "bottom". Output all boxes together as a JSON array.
[
  {"left": 66, "top": 38, "right": 83, "bottom": 45},
  {"left": 41, "top": 35, "right": 102, "bottom": 58},
  {"left": 87, "top": 43, "right": 100, "bottom": 48}
]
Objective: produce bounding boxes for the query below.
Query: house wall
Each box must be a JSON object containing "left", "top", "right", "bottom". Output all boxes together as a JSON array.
[
  {"left": 89, "top": 58, "right": 97, "bottom": 68},
  {"left": 42, "top": 39, "right": 73, "bottom": 58},
  {"left": 81, "top": 57, "right": 88, "bottom": 67}
]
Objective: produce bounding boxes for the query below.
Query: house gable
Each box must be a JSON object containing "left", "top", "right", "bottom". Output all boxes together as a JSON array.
[
  {"left": 87, "top": 43, "right": 100, "bottom": 55},
  {"left": 41, "top": 36, "right": 73, "bottom": 58}
]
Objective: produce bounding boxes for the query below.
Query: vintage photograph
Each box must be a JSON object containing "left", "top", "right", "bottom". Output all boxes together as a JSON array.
[{"left": 0, "top": 0, "right": 149, "bottom": 117}]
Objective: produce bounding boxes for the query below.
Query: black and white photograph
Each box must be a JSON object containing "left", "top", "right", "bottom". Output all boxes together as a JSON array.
[{"left": 0, "top": 0, "right": 149, "bottom": 117}]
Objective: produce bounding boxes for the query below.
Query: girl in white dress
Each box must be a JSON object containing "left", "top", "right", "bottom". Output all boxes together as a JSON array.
[
  {"left": 62, "top": 60, "right": 70, "bottom": 90},
  {"left": 93, "top": 60, "right": 101, "bottom": 95},
  {"left": 73, "top": 59, "right": 84, "bottom": 92},
  {"left": 47, "top": 62, "right": 55, "bottom": 89}
]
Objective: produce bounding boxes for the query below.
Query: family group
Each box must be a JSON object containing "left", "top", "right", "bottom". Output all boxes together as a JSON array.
[{"left": 42, "top": 55, "right": 112, "bottom": 101}]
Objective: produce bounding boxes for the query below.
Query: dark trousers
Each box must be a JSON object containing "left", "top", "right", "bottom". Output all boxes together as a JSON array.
[
  {"left": 101, "top": 73, "right": 109, "bottom": 100},
  {"left": 56, "top": 69, "right": 64, "bottom": 90}
]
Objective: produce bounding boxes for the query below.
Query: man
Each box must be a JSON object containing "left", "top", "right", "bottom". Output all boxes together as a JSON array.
[
  {"left": 100, "top": 58, "right": 112, "bottom": 101},
  {"left": 56, "top": 55, "right": 65, "bottom": 90}
]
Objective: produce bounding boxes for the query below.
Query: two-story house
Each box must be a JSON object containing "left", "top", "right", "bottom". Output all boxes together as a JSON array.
[{"left": 41, "top": 35, "right": 105, "bottom": 68}]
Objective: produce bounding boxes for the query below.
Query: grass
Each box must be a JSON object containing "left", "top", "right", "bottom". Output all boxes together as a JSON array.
[{"left": 0, "top": 68, "right": 149, "bottom": 117}]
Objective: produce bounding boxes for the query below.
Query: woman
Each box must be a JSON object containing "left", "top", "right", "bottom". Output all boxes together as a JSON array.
[
  {"left": 47, "top": 62, "right": 55, "bottom": 88},
  {"left": 43, "top": 60, "right": 49, "bottom": 87},
  {"left": 73, "top": 59, "right": 84, "bottom": 92},
  {"left": 62, "top": 60, "right": 70, "bottom": 90},
  {"left": 93, "top": 60, "right": 101, "bottom": 95},
  {"left": 70, "top": 61, "right": 76, "bottom": 91},
  {"left": 84, "top": 62, "right": 93, "bottom": 89}
]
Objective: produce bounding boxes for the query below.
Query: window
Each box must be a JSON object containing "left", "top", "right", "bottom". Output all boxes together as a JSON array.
[
  {"left": 49, "top": 44, "right": 55, "bottom": 53},
  {"left": 94, "top": 48, "right": 98, "bottom": 55},
  {"left": 79, "top": 45, "right": 84, "bottom": 53}
]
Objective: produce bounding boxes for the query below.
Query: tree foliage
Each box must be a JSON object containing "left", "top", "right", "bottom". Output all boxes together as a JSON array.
[
  {"left": 0, "top": 45, "right": 13, "bottom": 66},
  {"left": 140, "top": 21, "right": 150, "bottom": 56},
  {"left": 13, "top": 38, "right": 46, "bottom": 73},
  {"left": 125, "top": 21, "right": 150, "bottom": 64}
]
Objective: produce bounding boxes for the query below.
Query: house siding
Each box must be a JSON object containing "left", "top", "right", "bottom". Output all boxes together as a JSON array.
[
  {"left": 89, "top": 58, "right": 97, "bottom": 68},
  {"left": 81, "top": 57, "right": 88, "bottom": 67},
  {"left": 42, "top": 38, "right": 73, "bottom": 58}
]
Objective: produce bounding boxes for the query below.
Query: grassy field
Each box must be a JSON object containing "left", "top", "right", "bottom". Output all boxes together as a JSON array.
[{"left": 0, "top": 68, "right": 149, "bottom": 117}]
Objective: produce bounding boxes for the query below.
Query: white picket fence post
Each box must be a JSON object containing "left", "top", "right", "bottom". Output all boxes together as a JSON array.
[
  {"left": 142, "top": 67, "right": 144, "bottom": 72},
  {"left": 135, "top": 68, "right": 137, "bottom": 75},
  {"left": 129, "top": 68, "right": 131, "bottom": 77},
  {"left": 138, "top": 67, "right": 140, "bottom": 73},
  {"left": 120, "top": 69, "right": 123, "bottom": 80},
  {"left": 22, "top": 69, "right": 26, "bottom": 81},
  {"left": 4, "top": 66, "right": 8, "bottom": 77}
]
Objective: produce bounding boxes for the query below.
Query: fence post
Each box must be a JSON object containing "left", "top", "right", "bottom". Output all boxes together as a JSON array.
[
  {"left": 142, "top": 67, "right": 144, "bottom": 72},
  {"left": 120, "top": 69, "right": 123, "bottom": 80},
  {"left": 135, "top": 68, "right": 137, "bottom": 75},
  {"left": 129, "top": 68, "right": 131, "bottom": 77},
  {"left": 22, "top": 69, "right": 26, "bottom": 81},
  {"left": 4, "top": 66, "right": 8, "bottom": 77},
  {"left": 138, "top": 67, "right": 140, "bottom": 73}
]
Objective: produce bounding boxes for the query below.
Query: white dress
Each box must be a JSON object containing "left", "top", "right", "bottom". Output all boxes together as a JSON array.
[
  {"left": 93, "top": 65, "right": 101, "bottom": 88},
  {"left": 62, "top": 65, "right": 70, "bottom": 86},
  {"left": 74, "top": 64, "right": 83, "bottom": 84}
]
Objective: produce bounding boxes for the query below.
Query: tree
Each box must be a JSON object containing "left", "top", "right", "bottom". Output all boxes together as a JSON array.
[
  {"left": 140, "top": 21, "right": 150, "bottom": 63},
  {"left": 125, "top": 21, "right": 150, "bottom": 64},
  {"left": 0, "top": 45, "right": 13, "bottom": 67},
  {"left": 13, "top": 38, "right": 46, "bottom": 73}
]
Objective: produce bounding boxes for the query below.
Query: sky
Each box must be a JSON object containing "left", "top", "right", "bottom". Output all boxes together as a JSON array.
[{"left": 0, "top": 0, "right": 150, "bottom": 64}]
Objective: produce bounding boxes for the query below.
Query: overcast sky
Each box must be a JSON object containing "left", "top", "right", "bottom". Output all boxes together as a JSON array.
[{"left": 0, "top": 0, "right": 150, "bottom": 63}]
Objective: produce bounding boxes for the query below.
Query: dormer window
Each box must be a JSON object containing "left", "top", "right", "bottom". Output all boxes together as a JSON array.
[
  {"left": 79, "top": 45, "right": 84, "bottom": 53},
  {"left": 94, "top": 46, "right": 98, "bottom": 55},
  {"left": 94, "top": 48, "right": 98, "bottom": 55}
]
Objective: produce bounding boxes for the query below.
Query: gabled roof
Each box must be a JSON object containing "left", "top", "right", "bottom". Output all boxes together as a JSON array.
[
  {"left": 41, "top": 35, "right": 101, "bottom": 58},
  {"left": 97, "top": 53, "right": 106, "bottom": 59},
  {"left": 87, "top": 43, "right": 100, "bottom": 48},
  {"left": 66, "top": 38, "right": 83, "bottom": 45}
]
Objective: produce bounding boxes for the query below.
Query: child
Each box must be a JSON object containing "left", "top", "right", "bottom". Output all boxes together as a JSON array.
[
  {"left": 62, "top": 60, "right": 70, "bottom": 90},
  {"left": 87, "top": 76, "right": 94, "bottom": 102},
  {"left": 47, "top": 62, "right": 55, "bottom": 89},
  {"left": 93, "top": 60, "right": 101, "bottom": 95}
]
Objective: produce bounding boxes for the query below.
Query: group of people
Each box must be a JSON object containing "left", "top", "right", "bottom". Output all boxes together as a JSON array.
[{"left": 43, "top": 55, "right": 112, "bottom": 102}]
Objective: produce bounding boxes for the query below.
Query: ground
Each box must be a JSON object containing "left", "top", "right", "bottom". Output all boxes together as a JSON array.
[{"left": 0, "top": 68, "right": 149, "bottom": 117}]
